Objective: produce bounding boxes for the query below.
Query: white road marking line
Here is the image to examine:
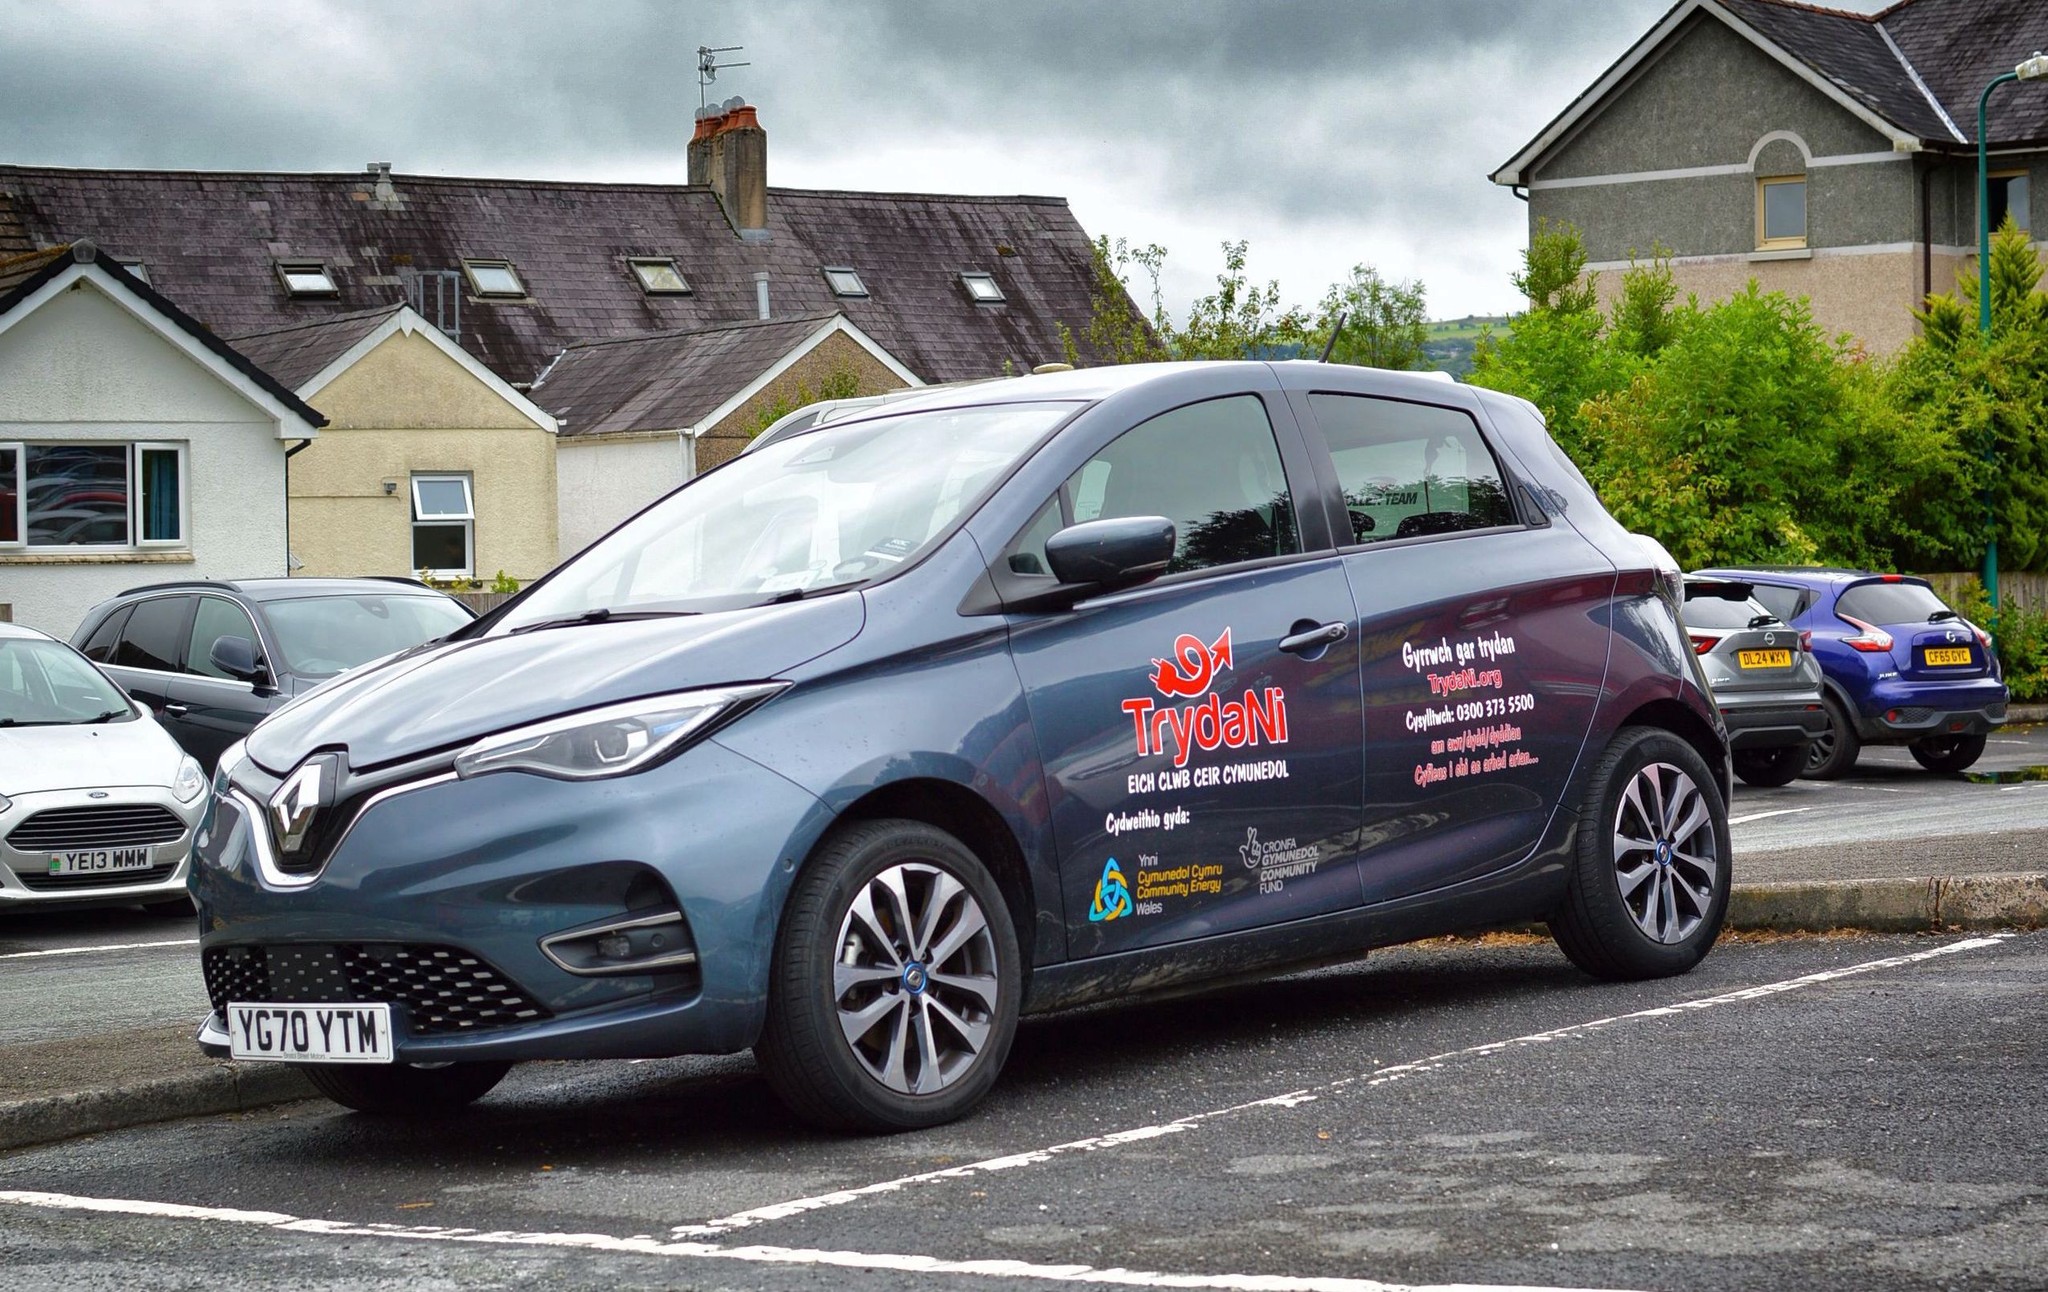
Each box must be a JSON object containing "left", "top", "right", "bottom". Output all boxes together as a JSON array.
[
  {"left": 0, "top": 938, "right": 197, "bottom": 960},
  {"left": 674, "top": 935, "right": 2011, "bottom": 1239},
  {"left": 0, "top": 1189, "right": 1639, "bottom": 1292},
  {"left": 1727, "top": 807, "right": 1814, "bottom": 825}
]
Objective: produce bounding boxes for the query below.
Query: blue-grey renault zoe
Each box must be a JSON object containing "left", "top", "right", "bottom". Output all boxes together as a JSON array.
[{"left": 193, "top": 361, "right": 1732, "bottom": 1131}]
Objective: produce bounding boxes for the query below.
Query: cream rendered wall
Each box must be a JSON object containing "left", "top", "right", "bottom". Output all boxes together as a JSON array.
[
  {"left": 554, "top": 432, "right": 685, "bottom": 562},
  {"left": 290, "top": 329, "right": 558, "bottom": 582},
  {"left": 0, "top": 281, "right": 287, "bottom": 636}
]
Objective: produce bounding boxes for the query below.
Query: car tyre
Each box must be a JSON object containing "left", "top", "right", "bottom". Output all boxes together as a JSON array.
[
  {"left": 299, "top": 1061, "right": 512, "bottom": 1115},
  {"left": 1732, "top": 744, "right": 1805, "bottom": 788},
  {"left": 1801, "top": 695, "right": 1860, "bottom": 780},
  {"left": 1549, "top": 726, "right": 1730, "bottom": 981},
  {"left": 1908, "top": 733, "right": 1987, "bottom": 774},
  {"left": 756, "top": 818, "right": 1020, "bottom": 1133}
]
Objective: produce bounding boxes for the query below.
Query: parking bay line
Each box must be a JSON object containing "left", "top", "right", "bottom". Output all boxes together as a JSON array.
[
  {"left": 1726, "top": 807, "right": 1813, "bottom": 826},
  {"left": 673, "top": 935, "right": 2012, "bottom": 1240},
  {"left": 0, "top": 939, "right": 197, "bottom": 960}
]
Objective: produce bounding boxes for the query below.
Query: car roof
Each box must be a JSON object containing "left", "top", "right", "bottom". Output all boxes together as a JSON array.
[
  {"left": 1693, "top": 566, "right": 1896, "bottom": 588},
  {"left": 111, "top": 577, "right": 451, "bottom": 604},
  {"left": 0, "top": 621, "right": 59, "bottom": 643}
]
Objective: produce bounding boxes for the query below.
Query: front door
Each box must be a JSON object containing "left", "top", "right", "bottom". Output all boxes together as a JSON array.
[
  {"left": 167, "top": 595, "right": 276, "bottom": 770},
  {"left": 1003, "top": 393, "right": 1365, "bottom": 958}
]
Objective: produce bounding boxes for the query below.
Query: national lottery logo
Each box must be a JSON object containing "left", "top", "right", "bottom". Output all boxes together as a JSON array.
[
  {"left": 1089, "top": 857, "right": 1132, "bottom": 922},
  {"left": 1122, "top": 626, "right": 1289, "bottom": 769}
]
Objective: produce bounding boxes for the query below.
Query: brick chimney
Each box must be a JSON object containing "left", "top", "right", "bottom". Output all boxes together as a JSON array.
[{"left": 690, "top": 97, "right": 768, "bottom": 239}]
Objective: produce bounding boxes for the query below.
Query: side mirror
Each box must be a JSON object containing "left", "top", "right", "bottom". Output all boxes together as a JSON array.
[
  {"left": 1044, "top": 516, "right": 1177, "bottom": 593},
  {"left": 207, "top": 635, "right": 263, "bottom": 682}
]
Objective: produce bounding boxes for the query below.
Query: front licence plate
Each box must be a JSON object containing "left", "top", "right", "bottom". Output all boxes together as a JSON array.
[
  {"left": 227, "top": 1002, "right": 393, "bottom": 1064},
  {"left": 1737, "top": 649, "right": 1793, "bottom": 669},
  {"left": 46, "top": 846, "right": 153, "bottom": 875},
  {"left": 1924, "top": 647, "right": 1973, "bottom": 666}
]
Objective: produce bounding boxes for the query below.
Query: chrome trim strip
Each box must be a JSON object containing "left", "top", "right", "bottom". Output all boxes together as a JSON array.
[
  {"left": 324, "top": 772, "right": 457, "bottom": 861},
  {"left": 233, "top": 788, "right": 317, "bottom": 890},
  {"left": 540, "top": 911, "right": 700, "bottom": 977}
]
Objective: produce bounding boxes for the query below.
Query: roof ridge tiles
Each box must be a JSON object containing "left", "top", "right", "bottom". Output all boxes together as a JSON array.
[{"left": 1725, "top": 0, "right": 1878, "bottom": 21}]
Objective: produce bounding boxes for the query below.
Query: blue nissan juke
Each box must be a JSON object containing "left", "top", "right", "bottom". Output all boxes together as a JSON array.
[
  {"left": 1695, "top": 567, "right": 2008, "bottom": 779},
  {"left": 194, "top": 362, "right": 1733, "bottom": 1131}
]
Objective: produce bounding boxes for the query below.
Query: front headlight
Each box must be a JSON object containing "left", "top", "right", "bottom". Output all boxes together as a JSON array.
[
  {"left": 453, "top": 683, "right": 787, "bottom": 782},
  {"left": 173, "top": 755, "right": 208, "bottom": 804}
]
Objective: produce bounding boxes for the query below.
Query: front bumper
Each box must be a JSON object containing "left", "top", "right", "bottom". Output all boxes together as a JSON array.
[
  {"left": 192, "top": 737, "right": 832, "bottom": 1064},
  {"left": 0, "top": 784, "right": 202, "bottom": 909}
]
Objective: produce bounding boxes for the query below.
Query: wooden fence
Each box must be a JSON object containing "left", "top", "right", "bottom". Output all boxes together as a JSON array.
[
  {"left": 1919, "top": 571, "right": 2048, "bottom": 614},
  {"left": 450, "top": 592, "right": 515, "bottom": 616}
]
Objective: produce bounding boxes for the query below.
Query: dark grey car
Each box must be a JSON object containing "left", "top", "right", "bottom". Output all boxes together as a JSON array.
[
  {"left": 70, "top": 579, "right": 473, "bottom": 771},
  {"left": 1683, "top": 577, "right": 1826, "bottom": 787}
]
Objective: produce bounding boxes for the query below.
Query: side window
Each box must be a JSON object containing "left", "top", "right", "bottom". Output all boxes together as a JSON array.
[
  {"left": 1010, "top": 394, "right": 1300, "bottom": 578},
  {"left": 1309, "top": 394, "right": 1518, "bottom": 544},
  {"left": 111, "top": 597, "right": 192, "bottom": 672},
  {"left": 186, "top": 597, "right": 261, "bottom": 679},
  {"left": 80, "top": 606, "right": 132, "bottom": 662}
]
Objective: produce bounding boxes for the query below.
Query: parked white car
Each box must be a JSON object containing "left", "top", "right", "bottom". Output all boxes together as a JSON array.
[{"left": 0, "top": 622, "right": 208, "bottom": 911}]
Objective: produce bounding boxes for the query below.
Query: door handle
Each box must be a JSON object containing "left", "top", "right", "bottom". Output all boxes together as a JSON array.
[
  {"left": 1279, "top": 621, "right": 1348, "bottom": 654},
  {"left": 160, "top": 703, "right": 190, "bottom": 717}
]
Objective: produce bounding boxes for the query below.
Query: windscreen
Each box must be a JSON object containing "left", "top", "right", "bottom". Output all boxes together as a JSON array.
[
  {"left": 263, "top": 595, "right": 474, "bottom": 679},
  {"left": 1836, "top": 582, "right": 1951, "bottom": 626},
  {"left": 0, "top": 637, "right": 135, "bottom": 725},
  {"left": 503, "top": 401, "right": 1074, "bottom": 627}
]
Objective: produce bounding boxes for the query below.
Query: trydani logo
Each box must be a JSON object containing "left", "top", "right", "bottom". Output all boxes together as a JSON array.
[
  {"left": 1089, "top": 857, "right": 1132, "bottom": 922},
  {"left": 1150, "top": 628, "right": 1233, "bottom": 698}
]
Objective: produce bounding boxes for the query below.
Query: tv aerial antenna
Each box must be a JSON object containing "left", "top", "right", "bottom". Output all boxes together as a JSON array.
[{"left": 698, "top": 45, "right": 750, "bottom": 108}]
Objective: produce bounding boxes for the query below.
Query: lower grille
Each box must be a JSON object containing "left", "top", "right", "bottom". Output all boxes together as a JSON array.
[
  {"left": 7, "top": 804, "right": 187, "bottom": 852},
  {"left": 202, "top": 943, "right": 550, "bottom": 1036},
  {"left": 17, "top": 862, "right": 180, "bottom": 892},
  {"left": 1888, "top": 707, "right": 1936, "bottom": 725}
]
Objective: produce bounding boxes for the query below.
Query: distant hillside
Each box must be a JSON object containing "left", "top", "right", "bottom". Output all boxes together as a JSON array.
[{"left": 1422, "top": 314, "right": 1513, "bottom": 379}]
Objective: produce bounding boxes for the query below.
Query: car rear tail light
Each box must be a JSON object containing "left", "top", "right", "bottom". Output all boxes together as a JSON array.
[
  {"left": 1799, "top": 630, "right": 1813, "bottom": 653},
  {"left": 1840, "top": 614, "right": 1893, "bottom": 652},
  {"left": 1691, "top": 636, "right": 1720, "bottom": 655},
  {"left": 1974, "top": 626, "right": 1993, "bottom": 652}
]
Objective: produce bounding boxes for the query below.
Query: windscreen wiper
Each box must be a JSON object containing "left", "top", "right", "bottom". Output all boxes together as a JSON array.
[
  {"left": 1929, "top": 609, "right": 1961, "bottom": 623},
  {"left": 508, "top": 608, "right": 694, "bottom": 635},
  {"left": 82, "top": 708, "right": 127, "bottom": 723}
]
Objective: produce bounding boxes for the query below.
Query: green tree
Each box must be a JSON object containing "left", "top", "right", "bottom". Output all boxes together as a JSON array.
[
  {"left": 1310, "top": 264, "right": 1429, "bottom": 370},
  {"left": 752, "top": 362, "right": 867, "bottom": 436},
  {"left": 1608, "top": 246, "right": 1680, "bottom": 359},
  {"left": 1512, "top": 217, "right": 1599, "bottom": 315},
  {"left": 1168, "top": 240, "right": 1312, "bottom": 360},
  {"left": 1082, "top": 236, "right": 1168, "bottom": 365}
]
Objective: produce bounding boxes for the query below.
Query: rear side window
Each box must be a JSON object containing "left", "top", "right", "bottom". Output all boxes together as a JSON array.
[
  {"left": 1309, "top": 394, "right": 1517, "bottom": 544},
  {"left": 1011, "top": 394, "right": 1300, "bottom": 577},
  {"left": 1683, "top": 595, "right": 1777, "bottom": 630},
  {"left": 80, "top": 606, "right": 132, "bottom": 662},
  {"left": 1837, "top": 582, "right": 1950, "bottom": 625},
  {"left": 111, "top": 596, "right": 192, "bottom": 672},
  {"left": 186, "top": 596, "right": 261, "bottom": 679},
  {"left": 1748, "top": 584, "right": 1811, "bottom": 622}
]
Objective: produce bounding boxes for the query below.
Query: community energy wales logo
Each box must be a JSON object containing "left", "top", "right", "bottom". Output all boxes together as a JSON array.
[{"left": 1089, "top": 857, "right": 1132, "bottom": 922}]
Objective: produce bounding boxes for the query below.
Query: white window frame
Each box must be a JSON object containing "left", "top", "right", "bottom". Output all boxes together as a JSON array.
[
  {"left": 629, "top": 257, "right": 692, "bottom": 294},
  {"left": 462, "top": 259, "right": 526, "bottom": 298},
  {"left": 277, "top": 261, "right": 338, "bottom": 297},
  {"left": 822, "top": 266, "right": 869, "bottom": 298},
  {"left": 960, "top": 272, "right": 1005, "bottom": 303},
  {"left": 0, "top": 440, "right": 191, "bottom": 553},
  {"left": 410, "top": 472, "right": 475, "bottom": 578}
]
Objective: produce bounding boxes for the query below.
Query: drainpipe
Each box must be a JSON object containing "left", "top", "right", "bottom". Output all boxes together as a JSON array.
[
  {"left": 754, "top": 271, "right": 771, "bottom": 320},
  {"left": 1919, "top": 158, "right": 1933, "bottom": 308},
  {"left": 285, "top": 437, "right": 312, "bottom": 575}
]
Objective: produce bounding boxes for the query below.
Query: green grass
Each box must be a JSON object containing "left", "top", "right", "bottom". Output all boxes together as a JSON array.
[{"left": 1425, "top": 314, "right": 1513, "bottom": 343}]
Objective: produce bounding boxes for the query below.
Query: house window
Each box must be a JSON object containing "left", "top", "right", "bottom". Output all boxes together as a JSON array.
[
  {"left": 462, "top": 259, "right": 525, "bottom": 297},
  {"left": 1757, "top": 176, "right": 1806, "bottom": 248},
  {"left": 277, "top": 261, "right": 338, "bottom": 297},
  {"left": 0, "top": 441, "right": 186, "bottom": 550},
  {"left": 823, "top": 266, "right": 869, "bottom": 298},
  {"left": 960, "top": 272, "right": 1005, "bottom": 303},
  {"left": 411, "top": 473, "right": 474, "bottom": 577},
  {"left": 630, "top": 258, "right": 692, "bottom": 294},
  {"left": 1989, "top": 170, "right": 2032, "bottom": 235}
]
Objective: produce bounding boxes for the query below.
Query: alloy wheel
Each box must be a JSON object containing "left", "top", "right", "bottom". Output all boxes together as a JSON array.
[
  {"left": 1611, "top": 761, "right": 1719, "bottom": 944},
  {"left": 1803, "top": 723, "right": 1835, "bottom": 774},
  {"left": 832, "top": 861, "right": 1001, "bottom": 1095}
]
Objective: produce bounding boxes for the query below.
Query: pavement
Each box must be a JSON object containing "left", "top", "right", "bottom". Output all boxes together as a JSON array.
[{"left": 5, "top": 721, "right": 2047, "bottom": 1157}]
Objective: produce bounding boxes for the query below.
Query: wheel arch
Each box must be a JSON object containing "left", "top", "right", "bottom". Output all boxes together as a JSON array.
[{"left": 1614, "top": 696, "right": 1732, "bottom": 806}]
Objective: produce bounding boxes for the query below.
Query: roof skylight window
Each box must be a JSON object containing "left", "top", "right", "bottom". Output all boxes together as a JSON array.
[
  {"left": 462, "top": 259, "right": 526, "bottom": 298},
  {"left": 630, "top": 258, "right": 692, "bottom": 294},
  {"left": 960, "top": 272, "right": 1005, "bottom": 303},
  {"left": 115, "top": 258, "right": 150, "bottom": 286},
  {"left": 277, "top": 261, "right": 338, "bottom": 297},
  {"left": 823, "top": 266, "right": 868, "bottom": 298}
]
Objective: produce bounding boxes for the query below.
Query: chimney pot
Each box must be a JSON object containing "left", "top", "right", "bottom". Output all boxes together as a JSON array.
[{"left": 754, "top": 271, "right": 771, "bottom": 319}]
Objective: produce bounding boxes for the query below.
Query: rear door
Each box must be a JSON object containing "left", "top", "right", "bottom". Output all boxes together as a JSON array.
[
  {"left": 1294, "top": 387, "right": 1613, "bottom": 905},
  {"left": 1835, "top": 580, "right": 1993, "bottom": 682},
  {"left": 99, "top": 595, "right": 193, "bottom": 720}
]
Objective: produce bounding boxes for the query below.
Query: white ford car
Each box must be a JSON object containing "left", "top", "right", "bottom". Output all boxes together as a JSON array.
[{"left": 0, "top": 622, "right": 209, "bottom": 911}]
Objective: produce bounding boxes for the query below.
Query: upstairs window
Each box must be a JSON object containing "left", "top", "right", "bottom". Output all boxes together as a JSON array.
[
  {"left": 1989, "top": 170, "right": 2032, "bottom": 234},
  {"left": 960, "top": 272, "right": 1005, "bottom": 303},
  {"left": 629, "top": 257, "right": 692, "bottom": 294},
  {"left": 462, "top": 259, "right": 525, "bottom": 298},
  {"left": 1757, "top": 176, "right": 1806, "bottom": 249},
  {"left": 277, "top": 261, "right": 338, "bottom": 297},
  {"left": 823, "top": 266, "right": 868, "bottom": 298}
]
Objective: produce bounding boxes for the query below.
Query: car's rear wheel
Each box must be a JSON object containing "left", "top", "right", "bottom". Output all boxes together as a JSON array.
[
  {"left": 1801, "top": 695, "right": 1860, "bottom": 780},
  {"left": 1549, "top": 726, "right": 1730, "bottom": 981},
  {"left": 1908, "top": 733, "right": 1987, "bottom": 774},
  {"left": 1733, "top": 744, "right": 1805, "bottom": 788},
  {"left": 756, "top": 819, "right": 1020, "bottom": 1132},
  {"left": 298, "top": 1061, "right": 512, "bottom": 1115}
]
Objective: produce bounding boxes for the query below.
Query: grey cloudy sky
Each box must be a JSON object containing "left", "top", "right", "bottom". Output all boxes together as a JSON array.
[{"left": 0, "top": 0, "right": 1887, "bottom": 319}]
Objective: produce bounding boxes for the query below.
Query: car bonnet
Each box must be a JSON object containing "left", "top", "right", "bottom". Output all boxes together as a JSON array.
[{"left": 0, "top": 713, "right": 186, "bottom": 796}]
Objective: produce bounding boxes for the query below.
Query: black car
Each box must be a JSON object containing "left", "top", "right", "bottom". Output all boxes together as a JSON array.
[{"left": 71, "top": 579, "right": 473, "bottom": 771}]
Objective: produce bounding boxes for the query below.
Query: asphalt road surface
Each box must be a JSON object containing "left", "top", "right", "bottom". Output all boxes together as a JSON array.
[
  {"left": 2, "top": 932, "right": 2042, "bottom": 1291},
  {"left": 0, "top": 905, "right": 201, "bottom": 1047}
]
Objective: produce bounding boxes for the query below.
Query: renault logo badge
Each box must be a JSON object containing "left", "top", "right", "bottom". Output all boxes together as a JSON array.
[{"left": 269, "top": 753, "right": 340, "bottom": 854}]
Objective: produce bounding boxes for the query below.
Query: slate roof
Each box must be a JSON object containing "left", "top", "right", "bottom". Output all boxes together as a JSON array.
[
  {"left": 226, "top": 305, "right": 404, "bottom": 391},
  {"left": 1878, "top": 0, "right": 2048, "bottom": 144},
  {"left": 0, "top": 165, "right": 1111, "bottom": 390},
  {"left": 530, "top": 312, "right": 851, "bottom": 437}
]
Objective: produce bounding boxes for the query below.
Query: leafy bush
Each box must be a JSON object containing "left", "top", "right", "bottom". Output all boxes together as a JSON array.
[{"left": 1949, "top": 576, "right": 2048, "bottom": 703}]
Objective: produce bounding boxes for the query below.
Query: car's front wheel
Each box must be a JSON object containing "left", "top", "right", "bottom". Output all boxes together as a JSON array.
[
  {"left": 1801, "top": 696, "right": 1860, "bottom": 780},
  {"left": 756, "top": 819, "right": 1020, "bottom": 1132},
  {"left": 1733, "top": 744, "right": 1805, "bottom": 788},
  {"left": 299, "top": 1061, "right": 512, "bottom": 1115},
  {"left": 1549, "top": 726, "right": 1730, "bottom": 980},
  {"left": 1908, "top": 733, "right": 1987, "bottom": 774}
]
